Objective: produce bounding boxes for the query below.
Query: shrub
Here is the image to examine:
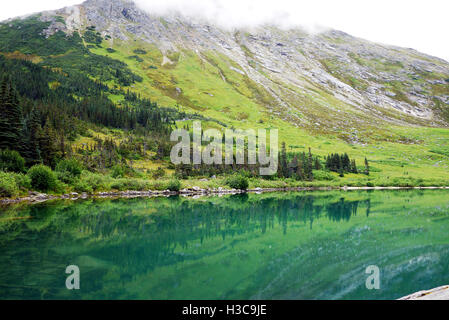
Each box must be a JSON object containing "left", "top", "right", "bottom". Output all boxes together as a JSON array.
[
  {"left": 147, "top": 181, "right": 166, "bottom": 191},
  {"left": 73, "top": 180, "right": 93, "bottom": 194},
  {"left": 56, "top": 158, "right": 83, "bottom": 176},
  {"left": 111, "top": 165, "right": 125, "bottom": 178},
  {"left": 166, "top": 179, "right": 181, "bottom": 192},
  {"left": 111, "top": 178, "right": 149, "bottom": 191},
  {"left": 226, "top": 175, "right": 249, "bottom": 190},
  {"left": 151, "top": 167, "right": 166, "bottom": 179},
  {"left": 79, "top": 172, "right": 112, "bottom": 191},
  {"left": 238, "top": 170, "right": 253, "bottom": 178},
  {"left": 110, "top": 180, "right": 126, "bottom": 191},
  {"left": 133, "top": 48, "right": 147, "bottom": 55},
  {"left": 0, "top": 149, "right": 25, "bottom": 173},
  {"left": 0, "top": 171, "right": 19, "bottom": 197},
  {"left": 313, "top": 170, "right": 336, "bottom": 181},
  {"left": 13, "top": 173, "right": 32, "bottom": 191},
  {"left": 124, "top": 179, "right": 149, "bottom": 191},
  {"left": 27, "top": 165, "right": 57, "bottom": 192},
  {"left": 56, "top": 158, "right": 83, "bottom": 183}
]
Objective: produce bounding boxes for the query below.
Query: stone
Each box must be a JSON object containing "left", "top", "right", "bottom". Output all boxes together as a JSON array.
[{"left": 399, "top": 285, "right": 449, "bottom": 300}]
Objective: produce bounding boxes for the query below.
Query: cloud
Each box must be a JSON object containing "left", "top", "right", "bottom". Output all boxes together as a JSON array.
[
  {"left": 134, "top": 0, "right": 327, "bottom": 31},
  {"left": 0, "top": 0, "right": 448, "bottom": 61},
  {"left": 134, "top": 0, "right": 449, "bottom": 61}
]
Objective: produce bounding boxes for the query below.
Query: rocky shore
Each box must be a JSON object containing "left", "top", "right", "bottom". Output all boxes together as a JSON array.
[
  {"left": 1, "top": 186, "right": 449, "bottom": 205},
  {"left": 399, "top": 285, "right": 449, "bottom": 300}
]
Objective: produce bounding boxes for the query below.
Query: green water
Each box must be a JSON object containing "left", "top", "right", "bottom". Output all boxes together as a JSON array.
[{"left": 1, "top": 190, "right": 449, "bottom": 300}]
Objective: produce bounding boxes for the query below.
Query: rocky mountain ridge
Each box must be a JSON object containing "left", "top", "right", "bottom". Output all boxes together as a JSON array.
[{"left": 3, "top": 0, "right": 449, "bottom": 136}]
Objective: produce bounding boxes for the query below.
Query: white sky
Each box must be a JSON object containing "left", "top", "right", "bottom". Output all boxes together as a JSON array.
[{"left": 0, "top": 0, "right": 448, "bottom": 62}]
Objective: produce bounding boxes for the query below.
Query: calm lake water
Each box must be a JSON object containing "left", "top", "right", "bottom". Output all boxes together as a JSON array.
[{"left": 1, "top": 190, "right": 449, "bottom": 300}]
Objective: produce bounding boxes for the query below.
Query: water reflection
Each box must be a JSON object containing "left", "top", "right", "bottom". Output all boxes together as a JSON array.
[{"left": 0, "top": 190, "right": 448, "bottom": 300}]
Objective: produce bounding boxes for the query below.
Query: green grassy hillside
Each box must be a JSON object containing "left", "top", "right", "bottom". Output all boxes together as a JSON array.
[
  {"left": 90, "top": 37, "right": 449, "bottom": 186},
  {"left": 0, "top": 14, "right": 448, "bottom": 197}
]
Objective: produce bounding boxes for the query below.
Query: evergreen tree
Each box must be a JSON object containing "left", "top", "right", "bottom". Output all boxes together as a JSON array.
[
  {"left": 351, "top": 159, "right": 358, "bottom": 174},
  {"left": 289, "top": 155, "right": 298, "bottom": 178},
  {"left": 0, "top": 76, "right": 23, "bottom": 151},
  {"left": 314, "top": 157, "right": 322, "bottom": 170},
  {"left": 296, "top": 154, "right": 305, "bottom": 180},
  {"left": 38, "top": 119, "right": 58, "bottom": 167},
  {"left": 364, "top": 157, "right": 370, "bottom": 175},
  {"left": 279, "top": 142, "right": 288, "bottom": 178},
  {"left": 342, "top": 153, "right": 350, "bottom": 172},
  {"left": 306, "top": 148, "right": 313, "bottom": 180},
  {"left": 23, "top": 106, "right": 42, "bottom": 165},
  {"left": 325, "top": 155, "right": 331, "bottom": 171},
  {"left": 338, "top": 156, "right": 344, "bottom": 177}
]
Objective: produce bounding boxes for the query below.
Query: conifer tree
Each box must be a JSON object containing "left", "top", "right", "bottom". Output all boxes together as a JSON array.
[
  {"left": 296, "top": 154, "right": 305, "bottom": 180},
  {"left": 289, "top": 155, "right": 298, "bottom": 178},
  {"left": 306, "top": 148, "right": 314, "bottom": 180},
  {"left": 38, "top": 119, "right": 58, "bottom": 167},
  {"left": 279, "top": 142, "right": 288, "bottom": 178},
  {"left": 23, "top": 106, "right": 42, "bottom": 165},
  {"left": 342, "top": 153, "right": 350, "bottom": 172},
  {"left": 338, "top": 156, "right": 344, "bottom": 177},
  {"left": 364, "top": 157, "right": 370, "bottom": 175},
  {"left": 351, "top": 159, "right": 358, "bottom": 174},
  {"left": 0, "top": 76, "right": 23, "bottom": 151},
  {"left": 314, "top": 157, "right": 322, "bottom": 170}
]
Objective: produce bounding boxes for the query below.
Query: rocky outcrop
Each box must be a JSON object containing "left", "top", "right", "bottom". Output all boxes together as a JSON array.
[{"left": 399, "top": 285, "right": 449, "bottom": 300}]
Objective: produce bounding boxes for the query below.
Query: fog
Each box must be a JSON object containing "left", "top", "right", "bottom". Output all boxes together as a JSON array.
[
  {"left": 134, "top": 0, "right": 449, "bottom": 61},
  {"left": 1, "top": 0, "right": 448, "bottom": 61}
]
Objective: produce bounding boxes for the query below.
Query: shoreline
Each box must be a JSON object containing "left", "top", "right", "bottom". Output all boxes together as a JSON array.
[
  {"left": 2, "top": 185, "right": 449, "bottom": 205},
  {"left": 399, "top": 285, "right": 449, "bottom": 300}
]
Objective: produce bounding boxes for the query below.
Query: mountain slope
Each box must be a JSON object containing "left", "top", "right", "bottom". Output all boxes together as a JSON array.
[
  {"left": 22, "top": 0, "right": 449, "bottom": 134},
  {"left": 1, "top": 0, "right": 449, "bottom": 186}
]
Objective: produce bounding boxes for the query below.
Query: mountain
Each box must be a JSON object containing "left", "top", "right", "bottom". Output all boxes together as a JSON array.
[
  {"left": 0, "top": 0, "right": 449, "bottom": 189},
  {"left": 5, "top": 0, "right": 448, "bottom": 136}
]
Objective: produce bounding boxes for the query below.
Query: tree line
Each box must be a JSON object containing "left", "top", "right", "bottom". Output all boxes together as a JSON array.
[{"left": 174, "top": 141, "right": 369, "bottom": 180}]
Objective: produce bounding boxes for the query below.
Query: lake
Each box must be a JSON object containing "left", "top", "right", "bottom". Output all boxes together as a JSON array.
[{"left": 1, "top": 190, "right": 449, "bottom": 300}]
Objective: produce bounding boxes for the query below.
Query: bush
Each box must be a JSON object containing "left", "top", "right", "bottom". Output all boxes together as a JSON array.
[
  {"left": 151, "top": 167, "right": 166, "bottom": 179},
  {"left": 111, "top": 165, "right": 125, "bottom": 178},
  {"left": 79, "top": 171, "right": 112, "bottom": 191},
  {"left": 0, "top": 149, "right": 25, "bottom": 173},
  {"left": 110, "top": 180, "right": 126, "bottom": 191},
  {"left": 124, "top": 179, "right": 149, "bottom": 191},
  {"left": 238, "top": 170, "right": 253, "bottom": 178},
  {"left": 73, "top": 180, "right": 93, "bottom": 194},
  {"left": 366, "top": 181, "right": 375, "bottom": 187},
  {"left": 13, "top": 173, "right": 32, "bottom": 191},
  {"left": 56, "top": 158, "right": 83, "bottom": 183},
  {"left": 166, "top": 179, "right": 181, "bottom": 192},
  {"left": 133, "top": 48, "right": 147, "bottom": 55},
  {"left": 226, "top": 175, "right": 249, "bottom": 190},
  {"left": 0, "top": 171, "right": 19, "bottom": 197},
  {"left": 110, "top": 178, "right": 149, "bottom": 191},
  {"left": 313, "top": 170, "right": 336, "bottom": 181},
  {"left": 56, "top": 158, "right": 83, "bottom": 176},
  {"left": 27, "top": 165, "right": 57, "bottom": 192}
]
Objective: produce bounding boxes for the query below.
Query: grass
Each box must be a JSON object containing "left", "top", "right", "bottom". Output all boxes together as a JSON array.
[{"left": 1, "top": 17, "right": 449, "bottom": 190}]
